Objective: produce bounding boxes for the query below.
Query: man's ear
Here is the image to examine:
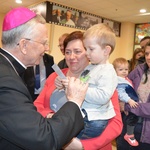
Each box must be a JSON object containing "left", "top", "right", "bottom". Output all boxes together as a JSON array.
[
  {"left": 104, "top": 45, "right": 111, "bottom": 55},
  {"left": 18, "top": 39, "right": 27, "bottom": 54}
]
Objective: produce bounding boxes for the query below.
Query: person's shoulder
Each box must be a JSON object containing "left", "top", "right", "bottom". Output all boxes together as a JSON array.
[
  {"left": 0, "top": 55, "right": 15, "bottom": 77},
  {"left": 128, "top": 63, "right": 144, "bottom": 79},
  {"left": 0, "top": 63, "right": 10, "bottom": 77},
  {"left": 58, "top": 59, "right": 68, "bottom": 69},
  {"left": 43, "top": 53, "right": 54, "bottom": 64},
  {"left": 137, "top": 56, "right": 145, "bottom": 64},
  {"left": 60, "top": 19, "right": 66, "bottom": 24},
  {"left": 134, "top": 63, "right": 145, "bottom": 72},
  {"left": 58, "top": 59, "right": 65, "bottom": 64},
  {"left": 104, "top": 63, "right": 116, "bottom": 72},
  {"left": 44, "top": 53, "right": 53, "bottom": 59},
  {"left": 107, "top": 63, "right": 114, "bottom": 68}
]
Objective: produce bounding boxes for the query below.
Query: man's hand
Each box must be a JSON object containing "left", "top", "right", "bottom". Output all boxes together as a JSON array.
[{"left": 66, "top": 77, "right": 88, "bottom": 107}]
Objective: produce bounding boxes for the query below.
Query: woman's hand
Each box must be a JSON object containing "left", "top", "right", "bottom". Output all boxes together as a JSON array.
[
  {"left": 55, "top": 76, "right": 69, "bottom": 90},
  {"left": 63, "top": 138, "right": 84, "bottom": 150},
  {"left": 55, "top": 76, "right": 64, "bottom": 90},
  {"left": 61, "top": 77, "right": 69, "bottom": 89},
  {"left": 119, "top": 101, "right": 129, "bottom": 115},
  {"left": 119, "top": 101, "right": 125, "bottom": 112}
]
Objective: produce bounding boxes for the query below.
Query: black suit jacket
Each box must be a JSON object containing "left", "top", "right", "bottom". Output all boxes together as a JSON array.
[
  {"left": 58, "top": 58, "right": 68, "bottom": 69},
  {"left": 24, "top": 53, "right": 54, "bottom": 101},
  {"left": 0, "top": 48, "right": 84, "bottom": 150}
]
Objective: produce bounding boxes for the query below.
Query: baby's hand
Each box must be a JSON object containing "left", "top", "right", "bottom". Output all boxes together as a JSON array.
[{"left": 128, "top": 99, "right": 139, "bottom": 108}]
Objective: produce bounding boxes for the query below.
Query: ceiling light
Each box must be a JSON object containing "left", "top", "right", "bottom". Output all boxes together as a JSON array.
[
  {"left": 140, "top": 9, "right": 146, "bottom": 13},
  {"left": 16, "top": 0, "right": 22, "bottom": 4}
]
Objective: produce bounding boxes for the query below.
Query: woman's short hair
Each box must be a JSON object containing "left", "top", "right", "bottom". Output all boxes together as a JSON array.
[{"left": 63, "top": 31, "right": 84, "bottom": 50}]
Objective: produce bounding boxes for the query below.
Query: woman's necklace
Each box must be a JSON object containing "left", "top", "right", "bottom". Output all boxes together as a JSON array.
[{"left": 0, "top": 52, "right": 19, "bottom": 76}]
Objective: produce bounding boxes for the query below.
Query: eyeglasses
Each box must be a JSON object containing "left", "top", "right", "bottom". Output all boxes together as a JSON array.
[{"left": 17, "top": 38, "right": 49, "bottom": 48}]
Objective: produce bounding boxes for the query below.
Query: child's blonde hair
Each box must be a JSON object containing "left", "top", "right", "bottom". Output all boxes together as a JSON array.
[
  {"left": 113, "top": 57, "right": 129, "bottom": 70},
  {"left": 83, "top": 23, "right": 116, "bottom": 54}
]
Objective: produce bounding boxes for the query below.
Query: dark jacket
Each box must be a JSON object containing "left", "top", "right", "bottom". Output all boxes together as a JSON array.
[
  {"left": 58, "top": 58, "right": 68, "bottom": 69},
  {"left": 24, "top": 53, "right": 54, "bottom": 101},
  {"left": 0, "top": 48, "right": 84, "bottom": 150}
]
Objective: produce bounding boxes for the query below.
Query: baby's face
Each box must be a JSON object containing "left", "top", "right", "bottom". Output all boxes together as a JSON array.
[{"left": 115, "top": 64, "right": 129, "bottom": 78}]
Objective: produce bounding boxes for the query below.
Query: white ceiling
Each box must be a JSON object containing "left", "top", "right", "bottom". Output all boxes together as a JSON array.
[{"left": 0, "top": 0, "right": 150, "bottom": 24}]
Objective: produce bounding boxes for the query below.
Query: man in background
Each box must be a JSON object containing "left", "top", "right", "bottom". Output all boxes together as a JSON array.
[
  {"left": 52, "top": 9, "right": 62, "bottom": 23},
  {"left": 61, "top": 10, "right": 75, "bottom": 26},
  {"left": 58, "top": 33, "right": 69, "bottom": 69},
  {"left": 138, "top": 36, "right": 150, "bottom": 64}
]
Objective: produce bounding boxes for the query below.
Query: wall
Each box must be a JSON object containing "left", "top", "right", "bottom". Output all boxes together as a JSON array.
[
  {"left": 109, "top": 22, "right": 135, "bottom": 63},
  {"left": 0, "top": 12, "right": 135, "bottom": 64},
  {"left": 48, "top": 22, "right": 135, "bottom": 64},
  {"left": 48, "top": 24, "right": 84, "bottom": 63},
  {"left": 0, "top": 13, "right": 5, "bottom": 47}
]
